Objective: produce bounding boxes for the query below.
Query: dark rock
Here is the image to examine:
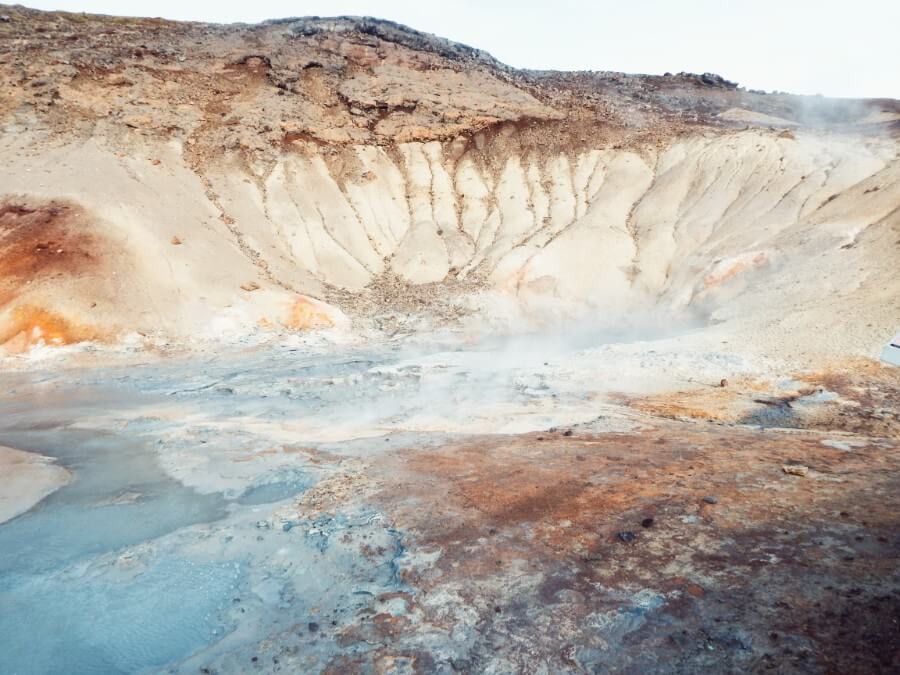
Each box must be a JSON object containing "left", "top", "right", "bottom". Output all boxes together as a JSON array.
[
  {"left": 308, "top": 621, "right": 319, "bottom": 632},
  {"left": 641, "top": 517, "right": 654, "bottom": 528},
  {"left": 617, "top": 531, "right": 638, "bottom": 543},
  {"left": 699, "top": 72, "right": 739, "bottom": 89},
  {"left": 563, "top": 429, "right": 573, "bottom": 437},
  {"left": 702, "top": 496, "right": 718, "bottom": 504}
]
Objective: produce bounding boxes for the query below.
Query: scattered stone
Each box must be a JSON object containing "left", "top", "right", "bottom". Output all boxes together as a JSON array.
[
  {"left": 562, "top": 429, "right": 573, "bottom": 437},
  {"left": 719, "top": 378, "right": 728, "bottom": 388},
  {"left": 684, "top": 583, "right": 705, "bottom": 598},
  {"left": 641, "top": 517, "right": 654, "bottom": 528},
  {"left": 307, "top": 621, "right": 319, "bottom": 632},
  {"left": 256, "top": 520, "right": 269, "bottom": 529},
  {"left": 170, "top": 235, "right": 182, "bottom": 245},
  {"left": 240, "top": 281, "right": 260, "bottom": 291},
  {"left": 282, "top": 521, "right": 294, "bottom": 532},
  {"left": 702, "top": 496, "right": 718, "bottom": 504},
  {"left": 782, "top": 464, "right": 809, "bottom": 477},
  {"left": 617, "top": 531, "right": 638, "bottom": 543}
]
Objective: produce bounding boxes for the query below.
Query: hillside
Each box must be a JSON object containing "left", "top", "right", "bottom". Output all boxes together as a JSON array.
[{"left": 0, "top": 5, "right": 897, "bottom": 358}]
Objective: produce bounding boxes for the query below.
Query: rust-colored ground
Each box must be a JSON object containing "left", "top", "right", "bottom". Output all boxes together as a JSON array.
[
  {"left": 0, "top": 305, "right": 100, "bottom": 352},
  {"left": 615, "top": 359, "right": 900, "bottom": 437},
  {"left": 285, "top": 296, "right": 338, "bottom": 330},
  {"left": 326, "top": 408, "right": 900, "bottom": 672},
  {"left": 0, "top": 199, "right": 106, "bottom": 351},
  {"left": 0, "top": 199, "right": 98, "bottom": 287}
]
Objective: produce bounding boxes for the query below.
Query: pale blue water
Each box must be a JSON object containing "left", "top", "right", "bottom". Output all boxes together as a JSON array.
[
  {"left": 0, "top": 423, "right": 237, "bottom": 674},
  {"left": 0, "top": 557, "right": 241, "bottom": 675}
]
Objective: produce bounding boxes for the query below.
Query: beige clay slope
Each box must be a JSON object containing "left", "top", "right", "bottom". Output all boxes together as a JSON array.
[
  {"left": 0, "top": 7, "right": 898, "bottom": 359},
  {"left": 0, "top": 445, "right": 71, "bottom": 524}
]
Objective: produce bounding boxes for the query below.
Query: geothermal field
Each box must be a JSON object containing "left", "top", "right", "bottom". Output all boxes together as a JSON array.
[{"left": 0, "top": 6, "right": 899, "bottom": 673}]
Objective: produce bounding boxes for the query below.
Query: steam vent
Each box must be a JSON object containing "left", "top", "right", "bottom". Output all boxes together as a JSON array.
[{"left": 0, "top": 6, "right": 898, "bottom": 673}]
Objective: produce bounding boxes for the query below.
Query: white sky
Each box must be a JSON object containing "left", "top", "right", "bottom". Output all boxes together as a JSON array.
[{"left": 19, "top": 1, "right": 900, "bottom": 99}]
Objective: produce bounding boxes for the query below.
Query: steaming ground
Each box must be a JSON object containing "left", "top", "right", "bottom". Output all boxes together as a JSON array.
[{"left": 1, "top": 323, "right": 898, "bottom": 672}]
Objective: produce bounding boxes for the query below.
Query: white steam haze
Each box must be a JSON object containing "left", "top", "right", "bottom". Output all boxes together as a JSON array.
[{"left": 18, "top": 0, "right": 900, "bottom": 99}]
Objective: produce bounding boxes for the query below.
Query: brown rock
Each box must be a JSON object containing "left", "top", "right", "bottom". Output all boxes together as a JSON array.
[{"left": 782, "top": 464, "right": 809, "bottom": 477}]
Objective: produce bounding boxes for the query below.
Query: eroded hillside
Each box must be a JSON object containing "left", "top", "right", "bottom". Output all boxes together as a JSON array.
[{"left": 0, "top": 4, "right": 897, "bottom": 360}]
